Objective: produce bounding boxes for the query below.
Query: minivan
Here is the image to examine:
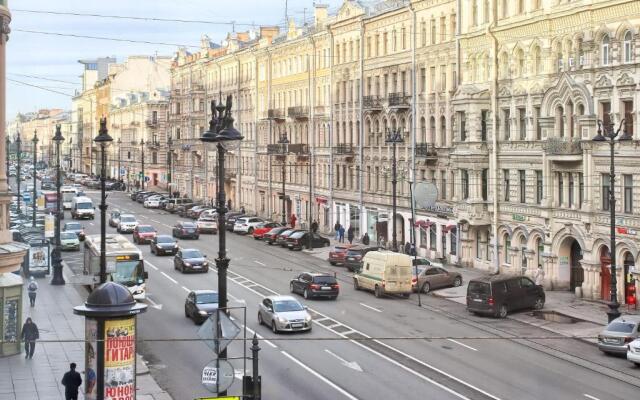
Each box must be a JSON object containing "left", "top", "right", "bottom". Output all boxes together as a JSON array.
[
  {"left": 71, "top": 196, "right": 95, "bottom": 220},
  {"left": 353, "top": 251, "right": 413, "bottom": 298},
  {"left": 165, "top": 198, "right": 193, "bottom": 213},
  {"left": 466, "top": 275, "right": 545, "bottom": 318}
]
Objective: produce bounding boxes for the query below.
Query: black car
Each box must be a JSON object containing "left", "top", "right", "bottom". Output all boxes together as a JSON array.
[
  {"left": 466, "top": 275, "right": 545, "bottom": 318},
  {"left": 150, "top": 235, "right": 178, "bottom": 256},
  {"left": 262, "top": 227, "right": 289, "bottom": 245},
  {"left": 177, "top": 203, "right": 197, "bottom": 217},
  {"left": 184, "top": 290, "right": 219, "bottom": 324},
  {"left": 130, "top": 191, "right": 144, "bottom": 200},
  {"left": 104, "top": 181, "right": 122, "bottom": 191},
  {"left": 224, "top": 212, "right": 244, "bottom": 231},
  {"left": 174, "top": 248, "right": 209, "bottom": 273},
  {"left": 286, "top": 231, "right": 330, "bottom": 250},
  {"left": 290, "top": 273, "right": 339, "bottom": 300},
  {"left": 344, "top": 245, "right": 380, "bottom": 272},
  {"left": 133, "top": 191, "right": 151, "bottom": 202},
  {"left": 172, "top": 221, "right": 199, "bottom": 239},
  {"left": 41, "top": 180, "right": 55, "bottom": 190}
]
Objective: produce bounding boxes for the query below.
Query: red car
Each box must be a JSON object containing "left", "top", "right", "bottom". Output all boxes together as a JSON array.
[
  {"left": 262, "top": 227, "right": 289, "bottom": 245},
  {"left": 328, "top": 244, "right": 356, "bottom": 265},
  {"left": 252, "top": 222, "right": 284, "bottom": 240},
  {"left": 133, "top": 225, "right": 157, "bottom": 244}
]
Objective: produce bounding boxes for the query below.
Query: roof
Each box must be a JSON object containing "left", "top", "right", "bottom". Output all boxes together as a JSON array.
[
  {"left": 193, "top": 289, "right": 218, "bottom": 295},
  {"left": 469, "top": 274, "right": 526, "bottom": 283},
  {"left": 267, "top": 295, "right": 298, "bottom": 301}
]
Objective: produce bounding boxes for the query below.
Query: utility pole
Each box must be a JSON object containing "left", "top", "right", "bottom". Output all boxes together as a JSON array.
[{"left": 386, "top": 129, "right": 403, "bottom": 253}]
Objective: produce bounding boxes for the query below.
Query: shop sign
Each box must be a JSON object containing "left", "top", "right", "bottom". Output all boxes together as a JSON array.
[
  {"left": 512, "top": 214, "right": 526, "bottom": 222},
  {"left": 424, "top": 203, "right": 453, "bottom": 215},
  {"left": 616, "top": 227, "right": 637, "bottom": 235}
]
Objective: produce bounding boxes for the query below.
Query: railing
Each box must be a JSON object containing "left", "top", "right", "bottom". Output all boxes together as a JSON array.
[
  {"left": 267, "top": 143, "right": 287, "bottom": 154},
  {"left": 145, "top": 119, "right": 158, "bottom": 128},
  {"left": 267, "top": 109, "right": 285, "bottom": 120},
  {"left": 147, "top": 141, "right": 161, "bottom": 149},
  {"left": 288, "top": 106, "right": 309, "bottom": 119},
  {"left": 543, "top": 138, "right": 582, "bottom": 155},
  {"left": 333, "top": 143, "right": 354, "bottom": 155},
  {"left": 388, "top": 92, "right": 410, "bottom": 107},
  {"left": 415, "top": 143, "right": 437, "bottom": 157},
  {"left": 288, "top": 144, "right": 309, "bottom": 155},
  {"left": 363, "top": 96, "right": 382, "bottom": 110},
  {"left": 314, "top": 106, "right": 327, "bottom": 116}
]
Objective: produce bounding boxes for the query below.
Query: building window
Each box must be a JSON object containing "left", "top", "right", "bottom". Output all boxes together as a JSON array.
[
  {"left": 624, "top": 31, "right": 633, "bottom": 63},
  {"left": 501, "top": 0, "right": 508, "bottom": 18},
  {"left": 601, "top": 173, "right": 610, "bottom": 211},
  {"left": 461, "top": 169, "right": 469, "bottom": 200},
  {"left": 602, "top": 34, "right": 610, "bottom": 66},
  {"left": 519, "top": 170, "right": 526, "bottom": 203},
  {"left": 472, "top": 0, "right": 478, "bottom": 26},
  {"left": 482, "top": 169, "right": 488, "bottom": 200},
  {"left": 536, "top": 237, "right": 543, "bottom": 267},
  {"left": 429, "top": 67, "right": 436, "bottom": 93},
  {"left": 458, "top": 111, "right": 466, "bottom": 141},
  {"left": 579, "top": 173, "right": 584, "bottom": 206},
  {"left": 429, "top": 224, "right": 436, "bottom": 250},
  {"left": 504, "top": 234, "right": 511, "bottom": 264},
  {"left": 534, "top": 106, "right": 541, "bottom": 140},
  {"left": 421, "top": 22, "right": 427, "bottom": 47},
  {"left": 536, "top": 170, "right": 543, "bottom": 204},
  {"left": 624, "top": 174, "right": 633, "bottom": 214},
  {"left": 558, "top": 173, "right": 564, "bottom": 206},
  {"left": 503, "top": 109, "right": 511, "bottom": 139},
  {"left": 623, "top": 100, "right": 634, "bottom": 137},
  {"left": 601, "top": 101, "right": 612, "bottom": 128},
  {"left": 441, "top": 170, "right": 447, "bottom": 200},
  {"left": 481, "top": 110, "right": 488, "bottom": 141},
  {"left": 483, "top": 0, "right": 490, "bottom": 23},
  {"left": 518, "top": 108, "right": 526, "bottom": 140},
  {"left": 421, "top": 68, "right": 426, "bottom": 93},
  {"left": 450, "top": 228, "right": 457, "bottom": 255},
  {"left": 440, "top": 65, "right": 447, "bottom": 92},
  {"left": 568, "top": 174, "right": 574, "bottom": 208},
  {"left": 401, "top": 27, "right": 407, "bottom": 50},
  {"left": 503, "top": 169, "right": 510, "bottom": 201},
  {"left": 476, "top": 230, "right": 482, "bottom": 259},
  {"left": 430, "top": 19, "right": 436, "bottom": 44}
]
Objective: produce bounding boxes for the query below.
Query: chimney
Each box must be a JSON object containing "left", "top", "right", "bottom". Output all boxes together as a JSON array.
[
  {"left": 259, "top": 26, "right": 280, "bottom": 44},
  {"left": 314, "top": 3, "right": 329, "bottom": 26}
]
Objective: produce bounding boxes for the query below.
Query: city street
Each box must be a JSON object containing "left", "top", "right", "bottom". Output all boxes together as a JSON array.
[{"left": 63, "top": 190, "right": 640, "bottom": 400}]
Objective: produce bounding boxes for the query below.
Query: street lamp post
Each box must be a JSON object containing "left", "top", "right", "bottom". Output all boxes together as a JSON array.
[
  {"left": 140, "top": 139, "right": 145, "bottom": 191},
  {"left": 68, "top": 137, "right": 72, "bottom": 172},
  {"left": 593, "top": 118, "right": 632, "bottom": 322},
  {"left": 51, "top": 125, "right": 66, "bottom": 285},
  {"left": 278, "top": 132, "right": 289, "bottom": 225},
  {"left": 16, "top": 133, "right": 21, "bottom": 215},
  {"left": 385, "top": 129, "right": 404, "bottom": 253},
  {"left": 200, "top": 96, "right": 243, "bottom": 397},
  {"left": 167, "top": 136, "right": 173, "bottom": 199},
  {"left": 94, "top": 118, "right": 113, "bottom": 284},
  {"left": 117, "top": 138, "right": 122, "bottom": 188},
  {"left": 5, "top": 136, "right": 9, "bottom": 179},
  {"left": 31, "top": 130, "right": 39, "bottom": 227}
]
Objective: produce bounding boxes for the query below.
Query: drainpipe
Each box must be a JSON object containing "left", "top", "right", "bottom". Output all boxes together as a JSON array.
[
  {"left": 359, "top": 20, "right": 365, "bottom": 236},
  {"left": 410, "top": 4, "right": 417, "bottom": 242},
  {"left": 487, "top": 2, "right": 500, "bottom": 274},
  {"left": 329, "top": 29, "right": 335, "bottom": 231},
  {"left": 266, "top": 49, "right": 273, "bottom": 219}
]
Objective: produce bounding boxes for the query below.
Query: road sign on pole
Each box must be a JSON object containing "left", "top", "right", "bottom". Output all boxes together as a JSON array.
[
  {"left": 201, "top": 359, "right": 235, "bottom": 394},
  {"left": 197, "top": 309, "right": 241, "bottom": 355}
]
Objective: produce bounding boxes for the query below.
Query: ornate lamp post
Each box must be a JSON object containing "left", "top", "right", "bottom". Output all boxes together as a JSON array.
[
  {"left": 167, "top": 135, "right": 173, "bottom": 198},
  {"left": 116, "top": 137, "right": 122, "bottom": 186},
  {"left": 593, "top": 118, "right": 632, "bottom": 322},
  {"left": 5, "top": 136, "right": 9, "bottom": 179},
  {"left": 140, "top": 138, "right": 145, "bottom": 191},
  {"left": 94, "top": 118, "right": 113, "bottom": 284},
  {"left": 68, "top": 137, "right": 72, "bottom": 171},
  {"left": 385, "top": 128, "right": 404, "bottom": 253},
  {"left": 16, "top": 133, "right": 21, "bottom": 215},
  {"left": 51, "top": 125, "right": 66, "bottom": 285},
  {"left": 200, "top": 96, "right": 243, "bottom": 397},
  {"left": 31, "top": 130, "right": 38, "bottom": 227},
  {"left": 278, "top": 131, "right": 289, "bottom": 225}
]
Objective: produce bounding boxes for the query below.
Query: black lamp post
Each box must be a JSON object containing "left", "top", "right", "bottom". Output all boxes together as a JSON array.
[
  {"left": 278, "top": 131, "right": 289, "bottom": 225},
  {"left": 5, "top": 136, "right": 9, "bottom": 179},
  {"left": 200, "top": 96, "right": 243, "bottom": 397},
  {"left": 593, "top": 118, "right": 632, "bottom": 322},
  {"left": 94, "top": 118, "right": 113, "bottom": 284},
  {"left": 385, "top": 128, "right": 404, "bottom": 253},
  {"left": 116, "top": 138, "right": 122, "bottom": 186},
  {"left": 51, "top": 124, "right": 66, "bottom": 285},
  {"left": 16, "top": 133, "right": 21, "bottom": 215},
  {"left": 31, "top": 130, "right": 38, "bottom": 227},
  {"left": 140, "top": 138, "right": 145, "bottom": 191},
  {"left": 68, "top": 137, "right": 72, "bottom": 171},
  {"left": 167, "top": 136, "right": 173, "bottom": 199}
]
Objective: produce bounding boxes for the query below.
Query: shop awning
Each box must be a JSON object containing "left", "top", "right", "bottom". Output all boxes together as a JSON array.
[
  {"left": 414, "top": 220, "right": 433, "bottom": 229},
  {"left": 442, "top": 224, "right": 457, "bottom": 233}
]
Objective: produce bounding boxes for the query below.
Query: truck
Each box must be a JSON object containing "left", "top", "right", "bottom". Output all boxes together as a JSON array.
[{"left": 71, "top": 196, "right": 95, "bottom": 219}]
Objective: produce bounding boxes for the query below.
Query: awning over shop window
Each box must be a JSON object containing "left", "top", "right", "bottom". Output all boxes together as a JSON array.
[{"left": 414, "top": 220, "right": 433, "bottom": 229}]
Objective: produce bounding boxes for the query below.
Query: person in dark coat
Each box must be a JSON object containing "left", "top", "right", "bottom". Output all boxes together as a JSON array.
[
  {"left": 347, "top": 226, "right": 355, "bottom": 244},
  {"left": 334, "top": 222, "right": 341, "bottom": 240},
  {"left": 61, "top": 362, "right": 83, "bottom": 400},
  {"left": 338, "top": 225, "right": 345, "bottom": 243},
  {"left": 21, "top": 317, "right": 39, "bottom": 359},
  {"left": 311, "top": 220, "right": 319, "bottom": 233},
  {"left": 404, "top": 242, "right": 412, "bottom": 254},
  {"left": 361, "top": 232, "right": 370, "bottom": 245}
]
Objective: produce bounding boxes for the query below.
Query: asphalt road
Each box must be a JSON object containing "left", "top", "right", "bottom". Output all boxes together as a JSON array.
[{"left": 61, "top": 189, "right": 640, "bottom": 400}]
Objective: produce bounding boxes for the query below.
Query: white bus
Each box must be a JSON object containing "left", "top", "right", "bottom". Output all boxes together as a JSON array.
[
  {"left": 61, "top": 186, "right": 78, "bottom": 210},
  {"left": 83, "top": 234, "right": 148, "bottom": 300}
]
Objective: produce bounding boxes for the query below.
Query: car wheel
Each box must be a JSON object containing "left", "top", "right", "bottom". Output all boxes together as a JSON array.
[
  {"left": 303, "top": 289, "right": 310, "bottom": 299},
  {"left": 329, "top": 261, "right": 337, "bottom": 266},
  {"left": 421, "top": 282, "right": 430, "bottom": 294},
  {"left": 289, "top": 283, "right": 295, "bottom": 293},
  {"left": 258, "top": 313, "right": 263, "bottom": 325},
  {"left": 248, "top": 227, "right": 254, "bottom": 234},
  {"left": 497, "top": 304, "right": 508, "bottom": 319},
  {"left": 453, "top": 277, "right": 462, "bottom": 287},
  {"left": 353, "top": 278, "right": 360, "bottom": 290},
  {"left": 271, "top": 320, "right": 278, "bottom": 334},
  {"left": 374, "top": 285, "right": 382, "bottom": 298},
  {"left": 534, "top": 297, "right": 545, "bottom": 310},
  {"left": 195, "top": 235, "right": 200, "bottom": 240}
]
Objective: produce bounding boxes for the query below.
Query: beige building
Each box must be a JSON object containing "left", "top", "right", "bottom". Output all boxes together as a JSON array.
[{"left": 8, "top": 109, "right": 71, "bottom": 166}]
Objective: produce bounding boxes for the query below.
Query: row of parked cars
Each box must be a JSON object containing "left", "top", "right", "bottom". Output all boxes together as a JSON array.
[{"left": 69, "top": 173, "right": 123, "bottom": 190}]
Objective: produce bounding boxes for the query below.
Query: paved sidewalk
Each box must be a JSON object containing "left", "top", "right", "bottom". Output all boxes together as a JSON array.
[{"left": 0, "top": 270, "right": 172, "bottom": 400}]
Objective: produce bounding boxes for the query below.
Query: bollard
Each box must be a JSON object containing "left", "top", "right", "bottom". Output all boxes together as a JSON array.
[{"left": 251, "top": 333, "right": 261, "bottom": 400}]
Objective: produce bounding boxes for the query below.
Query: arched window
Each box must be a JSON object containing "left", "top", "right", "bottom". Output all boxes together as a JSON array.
[
  {"left": 440, "top": 116, "right": 447, "bottom": 146},
  {"left": 556, "top": 106, "right": 564, "bottom": 138},
  {"left": 504, "top": 233, "right": 511, "bottom": 264},
  {"left": 499, "top": 52, "right": 509, "bottom": 79},
  {"left": 420, "top": 117, "right": 426, "bottom": 142},
  {"left": 515, "top": 49, "right": 525, "bottom": 77},
  {"left": 624, "top": 31, "right": 633, "bottom": 63},
  {"left": 429, "top": 116, "right": 436, "bottom": 143},
  {"left": 533, "top": 46, "right": 542, "bottom": 75},
  {"left": 602, "top": 34, "right": 610, "bottom": 65}
]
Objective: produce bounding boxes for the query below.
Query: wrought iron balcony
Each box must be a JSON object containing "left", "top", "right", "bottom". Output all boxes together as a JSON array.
[
  {"left": 314, "top": 106, "right": 327, "bottom": 117},
  {"left": 267, "top": 143, "right": 288, "bottom": 154},
  {"left": 363, "top": 96, "right": 382, "bottom": 111},
  {"left": 288, "top": 144, "right": 309, "bottom": 155},
  {"left": 267, "top": 109, "right": 285, "bottom": 120},
  {"left": 543, "top": 138, "right": 582, "bottom": 155},
  {"left": 415, "top": 143, "right": 437, "bottom": 158},
  {"left": 145, "top": 119, "right": 158, "bottom": 128},
  {"left": 388, "top": 92, "right": 410, "bottom": 108},
  {"left": 333, "top": 143, "right": 354, "bottom": 155},
  {"left": 288, "top": 106, "right": 309, "bottom": 119},
  {"left": 147, "top": 141, "right": 161, "bottom": 149}
]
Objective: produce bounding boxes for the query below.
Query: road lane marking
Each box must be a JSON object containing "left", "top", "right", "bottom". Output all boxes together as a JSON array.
[
  {"left": 140, "top": 215, "right": 149, "bottom": 219},
  {"left": 359, "top": 303, "right": 382, "bottom": 313},
  {"left": 324, "top": 349, "right": 363, "bottom": 372},
  {"left": 583, "top": 395, "right": 601, "bottom": 400},
  {"left": 145, "top": 260, "right": 159, "bottom": 271},
  {"left": 146, "top": 296, "right": 163, "bottom": 310},
  {"left": 151, "top": 219, "right": 161, "bottom": 224},
  {"left": 160, "top": 271, "right": 178, "bottom": 284},
  {"left": 89, "top": 222, "right": 94, "bottom": 226},
  {"left": 162, "top": 224, "right": 172, "bottom": 228},
  {"left": 447, "top": 339, "right": 478, "bottom": 352},
  {"left": 281, "top": 351, "right": 360, "bottom": 400},
  {"left": 253, "top": 260, "right": 266, "bottom": 266}
]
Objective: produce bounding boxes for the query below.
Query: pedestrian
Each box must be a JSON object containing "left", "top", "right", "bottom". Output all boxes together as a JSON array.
[
  {"left": 535, "top": 264, "right": 545, "bottom": 286},
  {"left": 338, "top": 225, "right": 345, "bottom": 243},
  {"left": 241, "top": 205, "right": 246, "bottom": 214},
  {"left": 404, "top": 242, "right": 411, "bottom": 255},
  {"left": 290, "top": 213, "right": 297, "bottom": 228},
  {"left": 361, "top": 232, "right": 370, "bottom": 245},
  {"left": 61, "top": 362, "right": 83, "bottom": 400},
  {"left": 347, "top": 226, "right": 355, "bottom": 244},
  {"left": 27, "top": 276, "right": 38, "bottom": 307},
  {"left": 311, "top": 220, "right": 318, "bottom": 233},
  {"left": 334, "top": 222, "right": 341, "bottom": 240},
  {"left": 227, "top": 199, "right": 232, "bottom": 211},
  {"left": 410, "top": 243, "right": 417, "bottom": 256},
  {"left": 20, "top": 317, "right": 39, "bottom": 359}
]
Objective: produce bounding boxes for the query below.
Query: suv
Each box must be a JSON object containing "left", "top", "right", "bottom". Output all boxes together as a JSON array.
[
  {"left": 225, "top": 213, "right": 245, "bottom": 231},
  {"left": 466, "top": 275, "right": 545, "bottom": 318},
  {"left": 344, "top": 245, "right": 380, "bottom": 272},
  {"left": 290, "top": 273, "right": 339, "bottom": 300},
  {"left": 233, "top": 217, "right": 264, "bottom": 234}
]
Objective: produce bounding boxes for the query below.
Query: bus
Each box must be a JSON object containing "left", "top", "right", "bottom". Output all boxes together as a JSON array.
[
  {"left": 83, "top": 234, "right": 148, "bottom": 301},
  {"left": 61, "top": 186, "right": 78, "bottom": 209},
  {"left": 42, "top": 191, "right": 58, "bottom": 212}
]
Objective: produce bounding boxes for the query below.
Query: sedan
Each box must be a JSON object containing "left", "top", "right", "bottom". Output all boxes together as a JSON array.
[
  {"left": 252, "top": 222, "right": 283, "bottom": 240},
  {"left": 597, "top": 316, "right": 640, "bottom": 355},
  {"left": 290, "top": 273, "right": 339, "bottom": 300},
  {"left": 144, "top": 196, "right": 165, "bottom": 208},
  {"left": 150, "top": 235, "right": 178, "bottom": 256},
  {"left": 328, "top": 244, "right": 356, "bottom": 265},
  {"left": 628, "top": 338, "right": 640, "bottom": 366},
  {"left": 117, "top": 214, "right": 138, "bottom": 233},
  {"left": 133, "top": 225, "right": 157, "bottom": 244},
  {"left": 286, "top": 231, "right": 330, "bottom": 250},
  {"left": 196, "top": 217, "right": 218, "bottom": 234},
  {"left": 60, "top": 231, "right": 80, "bottom": 251},
  {"left": 172, "top": 221, "right": 200, "bottom": 239},
  {"left": 108, "top": 211, "right": 121, "bottom": 227},
  {"left": 63, "top": 222, "right": 85, "bottom": 241},
  {"left": 174, "top": 248, "right": 209, "bottom": 273},
  {"left": 184, "top": 290, "right": 219, "bottom": 324},
  {"left": 262, "top": 227, "right": 288, "bottom": 245},
  {"left": 257, "top": 295, "right": 312, "bottom": 333},
  {"left": 413, "top": 266, "right": 463, "bottom": 293},
  {"left": 275, "top": 229, "right": 300, "bottom": 247}
]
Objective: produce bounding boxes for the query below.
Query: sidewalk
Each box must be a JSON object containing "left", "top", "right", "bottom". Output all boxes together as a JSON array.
[{"left": 0, "top": 270, "right": 172, "bottom": 400}]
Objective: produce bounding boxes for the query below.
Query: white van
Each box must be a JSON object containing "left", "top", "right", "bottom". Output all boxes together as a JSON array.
[
  {"left": 71, "top": 196, "right": 95, "bottom": 219},
  {"left": 61, "top": 186, "right": 78, "bottom": 210},
  {"left": 353, "top": 251, "right": 413, "bottom": 298}
]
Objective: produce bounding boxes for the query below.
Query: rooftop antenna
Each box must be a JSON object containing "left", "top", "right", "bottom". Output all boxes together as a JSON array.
[
  {"left": 303, "top": 7, "right": 307, "bottom": 25},
  {"left": 285, "top": 0, "right": 288, "bottom": 25},
  {"left": 231, "top": 21, "right": 236, "bottom": 33}
]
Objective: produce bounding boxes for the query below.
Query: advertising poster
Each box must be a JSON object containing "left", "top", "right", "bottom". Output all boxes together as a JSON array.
[
  {"left": 44, "top": 214, "right": 55, "bottom": 238},
  {"left": 29, "top": 245, "right": 49, "bottom": 274},
  {"left": 104, "top": 318, "right": 136, "bottom": 400},
  {"left": 85, "top": 318, "right": 98, "bottom": 400},
  {"left": 2, "top": 298, "right": 19, "bottom": 343}
]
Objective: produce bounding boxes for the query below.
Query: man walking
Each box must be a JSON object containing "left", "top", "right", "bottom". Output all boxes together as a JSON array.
[
  {"left": 27, "top": 277, "right": 38, "bottom": 307},
  {"left": 21, "top": 317, "right": 39, "bottom": 359},
  {"left": 347, "top": 225, "right": 355, "bottom": 244},
  {"left": 334, "top": 222, "right": 341, "bottom": 240},
  {"left": 61, "top": 362, "right": 83, "bottom": 400},
  {"left": 311, "top": 220, "right": 318, "bottom": 233},
  {"left": 338, "top": 225, "right": 345, "bottom": 243}
]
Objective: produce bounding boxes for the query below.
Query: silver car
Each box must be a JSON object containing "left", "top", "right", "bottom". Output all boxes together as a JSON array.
[
  {"left": 597, "top": 315, "right": 640, "bottom": 355},
  {"left": 257, "top": 295, "right": 312, "bottom": 333}
]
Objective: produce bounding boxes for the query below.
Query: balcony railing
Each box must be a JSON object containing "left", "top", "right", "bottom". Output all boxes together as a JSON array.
[
  {"left": 314, "top": 106, "right": 327, "bottom": 117},
  {"left": 415, "top": 143, "right": 437, "bottom": 158},
  {"left": 288, "top": 106, "right": 309, "bottom": 119},
  {"left": 388, "top": 92, "right": 410, "bottom": 108},
  {"left": 267, "top": 109, "right": 285, "bottom": 120},
  {"left": 363, "top": 96, "right": 382, "bottom": 110},
  {"left": 333, "top": 143, "right": 354, "bottom": 155},
  {"left": 267, "top": 143, "right": 287, "bottom": 154},
  {"left": 543, "top": 138, "right": 582, "bottom": 155},
  {"left": 145, "top": 119, "right": 158, "bottom": 128},
  {"left": 147, "top": 141, "right": 161, "bottom": 149},
  {"left": 288, "top": 144, "right": 309, "bottom": 155}
]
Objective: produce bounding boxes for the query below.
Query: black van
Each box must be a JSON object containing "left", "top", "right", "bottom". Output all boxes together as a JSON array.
[{"left": 466, "top": 275, "right": 545, "bottom": 318}]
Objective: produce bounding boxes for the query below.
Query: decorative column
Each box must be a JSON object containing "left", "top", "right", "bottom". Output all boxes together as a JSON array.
[{"left": 562, "top": 172, "right": 570, "bottom": 208}]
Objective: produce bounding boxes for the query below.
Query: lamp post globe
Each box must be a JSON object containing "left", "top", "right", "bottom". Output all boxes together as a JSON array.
[
  {"left": 94, "top": 118, "right": 113, "bottom": 284},
  {"left": 51, "top": 124, "right": 66, "bottom": 285}
]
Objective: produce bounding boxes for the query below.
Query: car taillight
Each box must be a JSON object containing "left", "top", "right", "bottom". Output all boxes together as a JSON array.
[
  {"left": 488, "top": 297, "right": 494, "bottom": 306},
  {"left": 624, "top": 337, "right": 634, "bottom": 344},
  {"left": 310, "top": 284, "right": 320, "bottom": 290},
  {"left": 332, "top": 284, "right": 340, "bottom": 289}
]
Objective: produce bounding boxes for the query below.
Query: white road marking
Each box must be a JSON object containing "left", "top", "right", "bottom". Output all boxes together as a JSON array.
[
  {"left": 281, "top": 351, "right": 360, "bottom": 400},
  {"left": 140, "top": 215, "right": 149, "bottom": 219},
  {"left": 151, "top": 219, "right": 161, "bottom": 224},
  {"left": 359, "top": 303, "right": 382, "bottom": 313},
  {"left": 447, "top": 339, "right": 478, "bottom": 352},
  {"left": 253, "top": 260, "right": 266, "bottom": 266},
  {"left": 181, "top": 286, "right": 190, "bottom": 293},
  {"left": 241, "top": 322, "right": 277, "bottom": 349},
  {"left": 146, "top": 297, "right": 163, "bottom": 310},
  {"left": 160, "top": 271, "right": 178, "bottom": 284},
  {"left": 89, "top": 222, "right": 94, "bottom": 226},
  {"left": 324, "top": 349, "right": 363, "bottom": 372},
  {"left": 583, "top": 395, "right": 601, "bottom": 400},
  {"left": 162, "top": 224, "right": 172, "bottom": 228},
  {"left": 145, "top": 260, "right": 159, "bottom": 271}
]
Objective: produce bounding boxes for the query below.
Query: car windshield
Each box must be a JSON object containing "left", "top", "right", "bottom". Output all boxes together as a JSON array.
[
  {"left": 182, "top": 250, "right": 203, "bottom": 258},
  {"left": 111, "top": 212, "right": 120, "bottom": 218},
  {"left": 65, "top": 223, "right": 81, "bottom": 230},
  {"left": 137, "top": 226, "right": 155, "bottom": 233},
  {"left": 181, "top": 222, "right": 196, "bottom": 228},
  {"left": 61, "top": 232, "right": 77, "bottom": 240},
  {"left": 606, "top": 321, "right": 637, "bottom": 333},
  {"left": 268, "top": 228, "right": 285, "bottom": 234},
  {"left": 280, "top": 230, "right": 294, "bottom": 236},
  {"left": 156, "top": 236, "right": 174, "bottom": 243},
  {"left": 290, "top": 231, "right": 306, "bottom": 238},
  {"left": 121, "top": 216, "right": 136, "bottom": 222},
  {"left": 333, "top": 246, "right": 349, "bottom": 252},
  {"left": 273, "top": 300, "right": 304, "bottom": 312},
  {"left": 415, "top": 266, "right": 426, "bottom": 275},
  {"left": 346, "top": 249, "right": 363, "bottom": 256},
  {"left": 313, "top": 276, "right": 337, "bottom": 284},
  {"left": 199, "top": 218, "right": 215, "bottom": 222},
  {"left": 468, "top": 281, "right": 490, "bottom": 295},
  {"left": 196, "top": 293, "right": 219, "bottom": 304},
  {"left": 76, "top": 202, "right": 92, "bottom": 209}
]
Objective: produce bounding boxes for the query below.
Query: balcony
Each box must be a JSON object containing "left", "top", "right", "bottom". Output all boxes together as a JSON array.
[
  {"left": 333, "top": 144, "right": 355, "bottom": 161},
  {"left": 267, "top": 109, "right": 285, "bottom": 120},
  {"left": 267, "top": 143, "right": 287, "bottom": 155},
  {"left": 543, "top": 138, "right": 583, "bottom": 162},
  {"left": 192, "top": 84, "right": 205, "bottom": 93},
  {"left": 288, "top": 106, "right": 309, "bottom": 120},
  {"left": 415, "top": 143, "right": 437, "bottom": 162},
  {"left": 145, "top": 119, "right": 158, "bottom": 128},
  {"left": 363, "top": 96, "right": 382, "bottom": 112},
  {"left": 147, "top": 141, "right": 161, "bottom": 149},
  {"left": 314, "top": 106, "right": 327, "bottom": 117},
  {"left": 388, "top": 92, "right": 410, "bottom": 109},
  {"left": 288, "top": 144, "right": 309, "bottom": 159},
  {"left": 130, "top": 121, "right": 140, "bottom": 127}
]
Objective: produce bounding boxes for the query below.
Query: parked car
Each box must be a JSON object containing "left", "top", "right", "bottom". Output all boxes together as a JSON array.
[
  {"left": 133, "top": 225, "right": 157, "bottom": 244},
  {"left": 225, "top": 212, "right": 245, "bottom": 231},
  {"left": 187, "top": 205, "right": 209, "bottom": 219},
  {"left": 466, "top": 275, "right": 545, "bottom": 318},
  {"left": 262, "top": 227, "right": 288, "bottom": 245},
  {"left": 60, "top": 231, "right": 80, "bottom": 251},
  {"left": 104, "top": 180, "right": 122, "bottom": 191},
  {"left": 597, "top": 316, "right": 640, "bottom": 355},
  {"left": 108, "top": 210, "right": 121, "bottom": 228},
  {"left": 196, "top": 217, "right": 218, "bottom": 234},
  {"left": 172, "top": 221, "right": 199, "bottom": 239},
  {"left": 286, "top": 231, "right": 330, "bottom": 250},
  {"left": 627, "top": 338, "right": 640, "bottom": 366},
  {"left": 184, "top": 290, "right": 218, "bottom": 324},
  {"left": 257, "top": 295, "right": 312, "bottom": 333},
  {"left": 165, "top": 198, "right": 193, "bottom": 213},
  {"left": 328, "top": 244, "right": 356, "bottom": 266},
  {"left": 130, "top": 190, "right": 144, "bottom": 200},
  {"left": 353, "top": 251, "right": 413, "bottom": 298},
  {"left": 150, "top": 235, "right": 178, "bottom": 256},
  {"left": 117, "top": 214, "right": 138, "bottom": 233},
  {"left": 275, "top": 229, "right": 300, "bottom": 247},
  {"left": 136, "top": 192, "right": 155, "bottom": 203},
  {"left": 144, "top": 195, "right": 165, "bottom": 208},
  {"left": 344, "top": 245, "right": 380, "bottom": 272},
  {"left": 290, "top": 273, "right": 339, "bottom": 300},
  {"left": 252, "top": 222, "right": 283, "bottom": 240},
  {"left": 412, "top": 265, "right": 463, "bottom": 293},
  {"left": 174, "top": 248, "right": 209, "bottom": 273},
  {"left": 177, "top": 203, "right": 197, "bottom": 218},
  {"left": 233, "top": 216, "right": 264, "bottom": 234},
  {"left": 62, "top": 221, "right": 85, "bottom": 241}
]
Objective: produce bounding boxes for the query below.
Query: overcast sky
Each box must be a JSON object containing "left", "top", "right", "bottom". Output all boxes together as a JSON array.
[{"left": 6, "top": 0, "right": 343, "bottom": 120}]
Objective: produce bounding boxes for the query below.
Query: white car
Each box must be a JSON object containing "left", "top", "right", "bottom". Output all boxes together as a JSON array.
[
  {"left": 117, "top": 214, "right": 138, "bottom": 233},
  {"left": 200, "top": 209, "right": 218, "bottom": 219},
  {"left": 233, "top": 217, "right": 264, "bottom": 234},
  {"left": 144, "top": 196, "right": 164, "bottom": 208},
  {"left": 628, "top": 338, "right": 640, "bottom": 366},
  {"left": 196, "top": 217, "right": 218, "bottom": 234},
  {"left": 60, "top": 231, "right": 80, "bottom": 251}
]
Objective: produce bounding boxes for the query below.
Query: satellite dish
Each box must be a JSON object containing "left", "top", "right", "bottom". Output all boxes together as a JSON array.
[{"left": 414, "top": 182, "right": 438, "bottom": 209}]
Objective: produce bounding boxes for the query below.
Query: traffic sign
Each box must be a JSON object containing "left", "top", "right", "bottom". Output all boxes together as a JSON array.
[
  {"left": 197, "top": 309, "right": 241, "bottom": 355},
  {"left": 201, "top": 359, "right": 234, "bottom": 393}
]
